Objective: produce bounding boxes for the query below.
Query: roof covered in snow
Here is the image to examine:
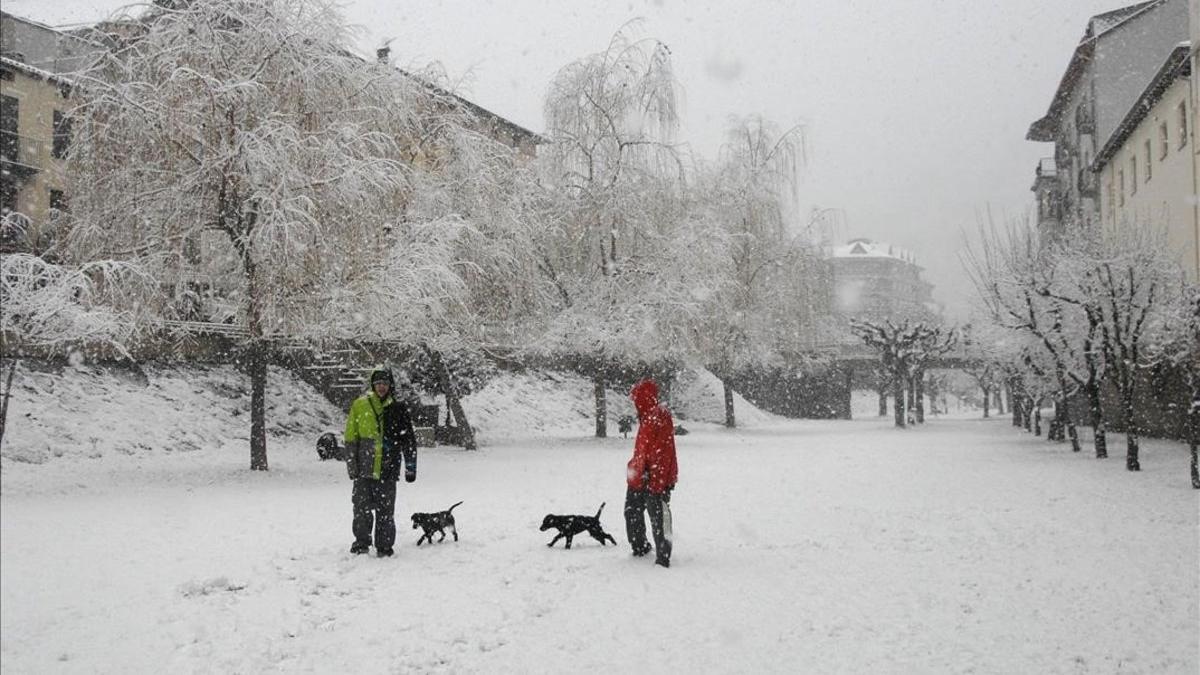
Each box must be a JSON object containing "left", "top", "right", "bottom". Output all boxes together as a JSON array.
[
  {"left": 826, "top": 237, "right": 919, "bottom": 265},
  {"left": 1093, "top": 42, "right": 1191, "bottom": 169},
  {"left": 1026, "top": 0, "right": 1166, "bottom": 142}
]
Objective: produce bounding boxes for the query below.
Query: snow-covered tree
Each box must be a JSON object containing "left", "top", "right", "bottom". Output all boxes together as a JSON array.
[
  {"left": 963, "top": 219, "right": 1087, "bottom": 452},
  {"left": 533, "top": 24, "right": 720, "bottom": 435},
  {"left": 849, "top": 318, "right": 954, "bottom": 428},
  {"left": 1085, "top": 225, "right": 1183, "bottom": 471},
  {"left": 66, "top": 0, "right": 448, "bottom": 469},
  {"left": 692, "top": 115, "right": 815, "bottom": 428},
  {"left": 1158, "top": 285, "right": 1199, "bottom": 488}
]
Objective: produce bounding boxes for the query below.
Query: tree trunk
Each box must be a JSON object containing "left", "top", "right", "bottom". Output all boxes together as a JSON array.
[
  {"left": 841, "top": 367, "right": 853, "bottom": 420},
  {"left": 1065, "top": 403, "right": 1081, "bottom": 453},
  {"left": 1086, "top": 379, "right": 1107, "bottom": 459},
  {"left": 0, "top": 359, "right": 16, "bottom": 449},
  {"left": 1190, "top": 440, "right": 1199, "bottom": 489},
  {"left": 722, "top": 378, "right": 736, "bottom": 428},
  {"left": 1024, "top": 398, "right": 1033, "bottom": 432},
  {"left": 915, "top": 374, "right": 925, "bottom": 424},
  {"left": 982, "top": 387, "right": 990, "bottom": 418},
  {"left": 878, "top": 388, "right": 888, "bottom": 417},
  {"left": 425, "top": 346, "right": 476, "bottom": 450},
  {"left": 244, "top": 244, "right": 268, "bottom": 471},
  {"left": 1050, "top": 400, "right": 1064, "bottom": 440},
  {"left": 1121, "top": 386, "right": 1139, "bottom": 471},
  {"left": 1034, "top": 405, "right": 1042, "bottom": 437},
  {"left": 996, "top": 388, "right": 1006, "bottom": 415},
  {"left": 906, "top": 377, "right": 916, "bottom": 424},
  {"left": 594, "top": 375, "right": 607, "bottom": 438},
  {"left": 248, "top": 339, "right": 269, "bottom": 471},
  {"left": 893, "top": 376, "right": 906, "bottom": 428},
  {"left": 1190, "top": 388, "right": 1199, "bottom": 489},
  {"left": 1010, "top": 391, "right": 1022, "bottom": 427}
]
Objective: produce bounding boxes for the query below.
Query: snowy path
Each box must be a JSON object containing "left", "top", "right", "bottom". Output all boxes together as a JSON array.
[{"left": 2, "top": 418, "right": 1197, "bottom": 673}]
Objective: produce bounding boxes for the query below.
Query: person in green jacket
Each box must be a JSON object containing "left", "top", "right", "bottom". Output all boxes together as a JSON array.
[{"left": 345, "top": 366, "right": 417, "bottom": 557}]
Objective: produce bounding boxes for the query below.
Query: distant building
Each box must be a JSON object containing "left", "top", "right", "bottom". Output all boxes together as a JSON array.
[
  {"left": 0, "top": 12, "right": 104, "bottom": 254},
  {"left": 825, "top": 238, "right": 939, "bottom": 322},
  {"left": 1027, "top": 0, "right": 1188, "bottom": 241},
  {"left": 1094, "top": 43, "right": 1199, "bottom": 282}
]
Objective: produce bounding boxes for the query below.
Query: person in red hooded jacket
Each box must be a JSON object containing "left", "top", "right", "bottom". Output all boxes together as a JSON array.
[{"left": 624, "top": 378, "right": 678, "bottom": 568}]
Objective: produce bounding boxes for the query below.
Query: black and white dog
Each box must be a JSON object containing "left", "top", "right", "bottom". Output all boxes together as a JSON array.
[
  {"left": 411, "top": 501, "right": 463, "bottom": 545},
  {"left": 539, "top": 502, "right": 618, "bottom": 548}
]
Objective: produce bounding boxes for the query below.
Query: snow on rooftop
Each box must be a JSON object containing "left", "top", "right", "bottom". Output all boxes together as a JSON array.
[{"left": 826, "top": 237, "right": 917, "bottom": 264}]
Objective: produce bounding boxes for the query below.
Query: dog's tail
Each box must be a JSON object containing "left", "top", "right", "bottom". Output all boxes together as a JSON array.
[
  {"left": 447, "top": 501, "right": 464, "bottom": 513},
  {"left": 595, "top": 502, "right": 606, "bottom": 519}
]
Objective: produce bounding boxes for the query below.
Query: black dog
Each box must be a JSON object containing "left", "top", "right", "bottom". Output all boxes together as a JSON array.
[
  {"left": 540, "top": 502, "right": 618, "bottom": 548},
  {"left": 316, "top": 432, "right": 343, "bottom": 461},
  {"left": 411, "top": 501, "right": 463, "bottom": 545}
]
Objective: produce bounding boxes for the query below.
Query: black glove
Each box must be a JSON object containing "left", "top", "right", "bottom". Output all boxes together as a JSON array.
[{"left": 405, "top": 469, "right": 416, "bottom": 483}]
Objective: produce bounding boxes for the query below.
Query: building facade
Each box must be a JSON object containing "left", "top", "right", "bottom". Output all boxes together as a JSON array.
[
  {"left": 0, "top": 12, "right": 104, "bottom": 254},
  {"left": 1095, "top": 44, "right": 1199, "bottom": 282},
  {"left": 825, "top": 238, "right": 939, "bottom": 323},
  {"left": 1027, "top": 0, "right": 1189, "bottom": 240}
]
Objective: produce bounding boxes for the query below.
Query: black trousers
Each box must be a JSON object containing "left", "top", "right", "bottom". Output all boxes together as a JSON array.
[
  {"left": 352, "top": 479, "right": 397, "bottom": 551},
  {"left": 624, "top": 487, "right": 672, "bottom": 564}
]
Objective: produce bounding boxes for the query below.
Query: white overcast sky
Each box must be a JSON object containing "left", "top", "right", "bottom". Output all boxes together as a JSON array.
[{"left": 5, "top": 0, "right": 1130, "bottom": 317}]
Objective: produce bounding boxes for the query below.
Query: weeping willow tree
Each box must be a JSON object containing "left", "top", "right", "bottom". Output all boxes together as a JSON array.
[
  {"left": 67, "top": 0, "right": 447, "bottom": 470},
  {"left": 534, "top": 23, "right": 716, "bottom": 437},
  {"left": 693, "top": 115, "right": 812, "bottom": 427}
]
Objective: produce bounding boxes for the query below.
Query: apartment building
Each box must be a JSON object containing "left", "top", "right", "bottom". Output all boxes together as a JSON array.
[
  {"left": 1027, "top": 0, "right": 1188, "bottom": 241},
  {"left": 826, "top": 238, "right": 939, "bottom": 323},
  {"left": 1095, "top": 44, "right": 1199, "bottom": 282},
  {"left": 0, "top": 12, "right": 104, "bottom": 254}
]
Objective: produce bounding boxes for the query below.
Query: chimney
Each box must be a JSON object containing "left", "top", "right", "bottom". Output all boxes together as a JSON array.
[{"left": 376, "top": 46, "right": 390, "bottom": 64}]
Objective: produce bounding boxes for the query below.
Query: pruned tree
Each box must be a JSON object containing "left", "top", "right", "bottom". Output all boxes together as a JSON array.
[
  {"left": 1156, "top": 284, "right": 1200, "bottom": 487},
  {"left": 1087, "top": 226, "right": 1182, "bottom": 471},
  {"left": 963, "top": 218, "right": 1086, "bottom": 452},
  {"left": 850, "top": 318, "right": 954, "bottom": 428}
]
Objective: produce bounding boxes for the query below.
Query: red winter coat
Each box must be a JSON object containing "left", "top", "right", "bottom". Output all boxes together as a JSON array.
[{"left": 626, "top": 379, "right": 678, "bottom": 494}]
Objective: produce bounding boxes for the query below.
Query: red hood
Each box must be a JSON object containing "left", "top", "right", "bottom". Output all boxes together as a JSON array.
[{"left": 631, "top": 379, "right": 659, "bottom": 416}]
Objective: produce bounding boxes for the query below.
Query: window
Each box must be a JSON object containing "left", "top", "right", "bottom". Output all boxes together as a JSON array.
[
  {"left": 0, "top": 95, "right": 18, "bottom": 162},
  {"left": 1129, "top": 157, "right": 1137, "bottom": 194},
  {"left": 49, "top": 189, "right": 67, "bottom": 212},
  {"left": 52, "top": 110, "right": 71, "bottom": 159},
  {"left": 1118, "top": 168, "right": 1125, "bottom": 206},
  {"left": 1179, "top": 101, "right": 1189, "bottom": 149},
  {"left": 1106, "top": 180, "right": 1115, "bottom": 221},
  {"left": 1159, "top": 122, "right": 1169, "bottom": 159},
  {"left": 1144, "top": 139, "right": 1151, "bottom": 181}
]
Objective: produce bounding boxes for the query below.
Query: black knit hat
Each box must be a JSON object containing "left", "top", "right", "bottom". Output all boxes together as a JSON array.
[{"left": 369, "top": 367, "right": 394, "bottom": 388}]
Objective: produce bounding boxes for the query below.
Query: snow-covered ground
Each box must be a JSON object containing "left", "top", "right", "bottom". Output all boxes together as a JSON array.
[{"left": 1, "top": 363, "right": 1196, "bottom": 673}]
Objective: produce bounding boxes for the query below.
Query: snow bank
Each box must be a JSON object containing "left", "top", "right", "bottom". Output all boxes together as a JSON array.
[
  {"left": 2, "top": 361, "right": 340, "bottom": 468},
  {"left": 670, "top": 366, "right": 778, "bottom": 426},
  {"left": 1, "top": 362, "right": 777, "bottom": 473}
]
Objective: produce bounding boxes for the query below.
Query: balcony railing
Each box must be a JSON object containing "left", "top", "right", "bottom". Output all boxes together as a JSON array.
[
  {"left": 1077, "top": 168, "right": 1098, "bottom": 197},
  {"left": 1075, "top": 104, "right": 1095, "bottom": 135},
  {"left": 0, "top": 130, "right": 48, "bottom": 170},
  {"left": 1035, "top": 157, "right": 1057, "bottom": 179}
]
